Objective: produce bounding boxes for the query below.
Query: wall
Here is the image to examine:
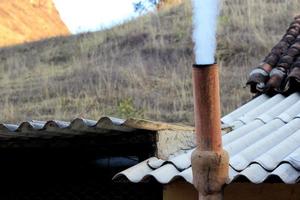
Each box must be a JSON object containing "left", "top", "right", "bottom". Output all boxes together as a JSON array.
[
  {"left": 225, "top": 183, "right": 300, "bottom": 200},
  {"left": 163, "top": 181, "right": 300, "bottom": 200},
  {"left": 156, "top": 130, "right": 195, "bottom": 159},
  {"left": 163, "top": 181, "right": 197, "bottom": 200}
]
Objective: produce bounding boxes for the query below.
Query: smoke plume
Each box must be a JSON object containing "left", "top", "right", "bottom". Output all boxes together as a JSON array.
[{"left": 192, "top": 0, "right": 220, "bottom": 65}]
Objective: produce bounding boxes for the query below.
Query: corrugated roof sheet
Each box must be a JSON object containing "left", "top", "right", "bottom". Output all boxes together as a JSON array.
[
  {"left": 114, "top": 92, "right": 300, "bottom": 184},
  {"left": 0, "top": 117, "right": 193, "bottom": 148},
  {"left": 0, "top": 117, "right": 192, "bottom": 137}
]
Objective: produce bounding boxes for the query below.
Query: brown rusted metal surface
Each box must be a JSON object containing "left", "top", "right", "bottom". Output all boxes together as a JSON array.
[
  {"left": 192, "top": 64, "right": 222, "bottom": 152},
  {"left": 247, "top": 15, "right": 300, "bottom": 93},
  {"left": 192, "top": 64, "right": 228, "bottom": 200}
]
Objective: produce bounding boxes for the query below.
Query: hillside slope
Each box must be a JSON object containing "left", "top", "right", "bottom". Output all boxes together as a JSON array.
[
  {"left": 158, "top": 0, "right": 183, "bottom": 9},
  {"left": 0, "top": 0, "right": 69, "bottom": 47},
  {"left": 0, "top": 0, "right": 299, "bottom": 123}
]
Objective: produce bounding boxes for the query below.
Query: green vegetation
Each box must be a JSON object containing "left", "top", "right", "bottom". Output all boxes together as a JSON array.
[{"left": 1, "top": 0, "right": 300, "bottom": 124}]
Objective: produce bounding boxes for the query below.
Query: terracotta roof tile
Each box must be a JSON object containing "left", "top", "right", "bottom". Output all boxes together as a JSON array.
[{"left": 247, "top": 16, "right": 300, "bottom": 93}]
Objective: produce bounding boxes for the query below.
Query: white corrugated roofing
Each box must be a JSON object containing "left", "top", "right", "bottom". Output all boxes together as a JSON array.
[{"left": 114, "top": 92, "right": 300, "bottom": 184}]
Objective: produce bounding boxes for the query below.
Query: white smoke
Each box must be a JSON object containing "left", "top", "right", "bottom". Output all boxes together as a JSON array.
[{"left": 192, "top": 0, "right": 220, "bottom": 65}]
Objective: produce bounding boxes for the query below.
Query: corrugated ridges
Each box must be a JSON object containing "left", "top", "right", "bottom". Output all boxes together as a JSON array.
[
  {"left": 0, "top": 117, "right": 193, "bottom": 139},
  {"left": 114, "top": 92, "right": 300, "bottom": 184},
  {"left": 0, "top": 117, "right": 133, "bottom": 140},
  {"left": 0, "top": 117, "right": 125, "bottom": 132},
  {"left": 114, "top": 159, "right": 300, "bottom": 184}
]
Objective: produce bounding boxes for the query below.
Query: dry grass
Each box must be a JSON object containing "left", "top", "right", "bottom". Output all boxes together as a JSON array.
[{"left": 0, "top": 0, "right": 300, "bottom": 125}]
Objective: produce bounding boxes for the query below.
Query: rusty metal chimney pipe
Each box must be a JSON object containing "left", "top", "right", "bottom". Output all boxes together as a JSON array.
[
  {"left": 192, "top": 64, "right": 222, "bottom": 152},
  {"left": 191, "top": 64, "right": 229, "bottom": 200}
]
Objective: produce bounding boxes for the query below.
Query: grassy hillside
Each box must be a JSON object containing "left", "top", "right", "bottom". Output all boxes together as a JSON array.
[{"left": 0, "top": 0, "right": 299, "bottom": 124}]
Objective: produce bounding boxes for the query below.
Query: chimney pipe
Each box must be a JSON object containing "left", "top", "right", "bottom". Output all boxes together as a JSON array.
[
  {"left": 192, "top": 64, "right": 222, "bottom": 152},
  {"left": 191, "top": 64, "right": 229, "bottom": 200}
]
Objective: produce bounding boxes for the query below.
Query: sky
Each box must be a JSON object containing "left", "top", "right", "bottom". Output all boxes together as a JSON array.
[{"left": 53, "top": 0, "right": 152, "bottom": 34}]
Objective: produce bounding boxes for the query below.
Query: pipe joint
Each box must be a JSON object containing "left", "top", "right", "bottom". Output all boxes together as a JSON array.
[{"left": 191, "top": 149, "right": 229, "bottom": 199}]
